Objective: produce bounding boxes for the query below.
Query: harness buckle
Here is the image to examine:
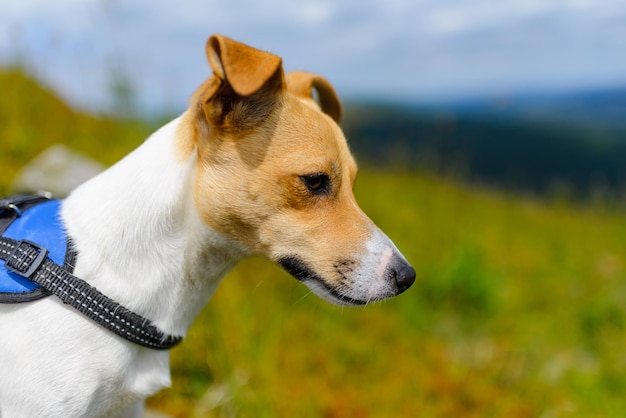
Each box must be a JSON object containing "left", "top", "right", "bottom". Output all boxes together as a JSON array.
[
  {"left": 0, "top": 203, "right": 22, "bottom": 217},
  {"left": 5, "top": 240, "right": 49, "bottom": 279},
  {"left": 0, "top": 193, "right": 53, "bottom": 218}
]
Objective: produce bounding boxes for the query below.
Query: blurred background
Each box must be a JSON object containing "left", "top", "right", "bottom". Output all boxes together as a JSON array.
[{"left": 2, "top": 0, "right": 626, "bottom": 417}]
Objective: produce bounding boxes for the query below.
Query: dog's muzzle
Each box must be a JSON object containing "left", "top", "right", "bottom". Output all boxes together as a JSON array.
[{"left": 277, "top": 254, "right": 415, "bottom": 306}]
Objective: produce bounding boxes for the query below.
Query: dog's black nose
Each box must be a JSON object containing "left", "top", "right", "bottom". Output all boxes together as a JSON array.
[{"left": 393, "top": 262, "right": 416, "bottom": 294}]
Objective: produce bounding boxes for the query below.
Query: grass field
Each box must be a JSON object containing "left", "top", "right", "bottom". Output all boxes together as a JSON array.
[{"left": 2, "top": 69, "right": 626, "bottom": 417}]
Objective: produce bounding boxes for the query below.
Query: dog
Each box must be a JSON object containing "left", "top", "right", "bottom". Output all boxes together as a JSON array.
[{"left": 0, "top": 34, "right": 415, "bottom": 417}]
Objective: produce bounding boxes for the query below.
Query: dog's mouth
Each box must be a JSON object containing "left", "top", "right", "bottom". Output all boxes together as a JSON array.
[{"left": 277, "top": 256, "right": 367, "bottom": 306}]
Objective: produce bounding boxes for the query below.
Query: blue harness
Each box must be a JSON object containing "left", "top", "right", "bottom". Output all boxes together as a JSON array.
[
  {"left": 0, "top": 194, "right": 181, "bottom": 349},
  {"left": 0, "top": 198, "right": 72, "bottom": 302}
]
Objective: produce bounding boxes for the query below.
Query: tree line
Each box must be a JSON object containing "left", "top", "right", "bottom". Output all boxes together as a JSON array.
[{"left": 342, "top": 103, "right": 626, "bottom": 198}]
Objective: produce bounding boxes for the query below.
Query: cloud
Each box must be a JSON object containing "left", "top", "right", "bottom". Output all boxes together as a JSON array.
[{"left": 1, "top": 0, "right": 625, "bottom": 113}]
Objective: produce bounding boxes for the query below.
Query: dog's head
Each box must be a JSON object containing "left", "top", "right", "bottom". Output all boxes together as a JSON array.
[{"left": 183, "top": 34, "right": 415, "bottom": 306}]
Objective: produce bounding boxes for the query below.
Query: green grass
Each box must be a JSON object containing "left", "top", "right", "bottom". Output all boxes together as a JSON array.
[
  {"left": 2, "top": 69, "right": 626, "bottom": 417},
  {"left": 0, "top": 69, "right": 150, "bottom": 195},
  {"left": 146, "top": 171, "right": 626, "bottom": 418}
]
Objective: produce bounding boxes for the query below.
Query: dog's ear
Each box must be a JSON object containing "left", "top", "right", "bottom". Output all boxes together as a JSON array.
[
  {"left": 286, "top": 71, "right": 342, "bottom": 123},
  {"left": 194, "top": 34, "right": 284, "bottom": 131},
  {"left": 206, "top": 35, "right": 282, "bottom": 97}
]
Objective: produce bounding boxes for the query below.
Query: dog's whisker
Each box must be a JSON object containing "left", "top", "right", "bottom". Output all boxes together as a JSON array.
[
  {"left": 251, "top": 280, "right": 264, "bottom": 295},
  {"left": 293, "top": 289, "right": 314, "bottom": 305}
]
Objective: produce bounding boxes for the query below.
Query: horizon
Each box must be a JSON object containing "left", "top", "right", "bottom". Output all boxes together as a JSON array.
[{"left": 1, "top": 0, "right": 626, "bottom": 115}]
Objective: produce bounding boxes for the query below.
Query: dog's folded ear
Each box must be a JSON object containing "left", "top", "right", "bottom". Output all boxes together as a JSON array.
[
  {"left": 206, "top": 35, "right": 282, "bottom": 97},
  {"left": 194, "top": 34, "right": 284, "bottom": 131},
  {"left": 286, "top": 71, "right": 342, "bottom": 123}
]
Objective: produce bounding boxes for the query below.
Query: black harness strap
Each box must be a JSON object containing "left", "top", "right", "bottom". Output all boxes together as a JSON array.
[{"left": 0, "top": 196, "right": 182, "bottom": 350}]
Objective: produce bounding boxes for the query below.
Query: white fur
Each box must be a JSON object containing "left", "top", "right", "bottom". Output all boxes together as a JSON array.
[{"left": 0, "top": 116, "right": 246, "bottom": 418}]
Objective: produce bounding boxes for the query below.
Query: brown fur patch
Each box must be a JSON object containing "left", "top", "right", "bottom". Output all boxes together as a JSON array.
[
  {"left": 192, "top": 91, "right": 369, "bottom": 271},
  {"left": 182, "top": 35, "right": 372, "bottom": 291}
]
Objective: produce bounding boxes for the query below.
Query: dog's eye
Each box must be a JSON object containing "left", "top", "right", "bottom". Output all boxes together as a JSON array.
[{"left": 300, "top": 173, "right": 330, "bottom": 195}]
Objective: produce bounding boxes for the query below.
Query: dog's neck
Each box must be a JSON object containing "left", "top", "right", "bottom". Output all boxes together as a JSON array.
[{"left": 62, "top": 115, "right": 246, "bottom": 337}]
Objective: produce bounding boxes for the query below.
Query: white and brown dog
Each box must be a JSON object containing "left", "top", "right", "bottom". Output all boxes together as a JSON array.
[{"left": 0, "top": 35, "right": 415, "bottom": 417}]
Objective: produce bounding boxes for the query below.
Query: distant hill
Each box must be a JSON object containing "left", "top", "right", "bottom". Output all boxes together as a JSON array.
[
  {"left": 440, "top": 87, "right": 626, "bottom": 128},
  {"left": 2, "top": 67, "right": 625, "bottom": 199},
  {"left": 342, "top": 96, "right": 626, "bottom": 197}
]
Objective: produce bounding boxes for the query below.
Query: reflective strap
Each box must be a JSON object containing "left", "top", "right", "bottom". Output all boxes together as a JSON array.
[{"left": 0, "top": 236, "right": 182, "bottom": 350}]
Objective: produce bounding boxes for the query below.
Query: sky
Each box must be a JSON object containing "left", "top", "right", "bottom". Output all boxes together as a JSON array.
[{"left": 1, "top": 0, "right": 625, "bottom": 114}]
